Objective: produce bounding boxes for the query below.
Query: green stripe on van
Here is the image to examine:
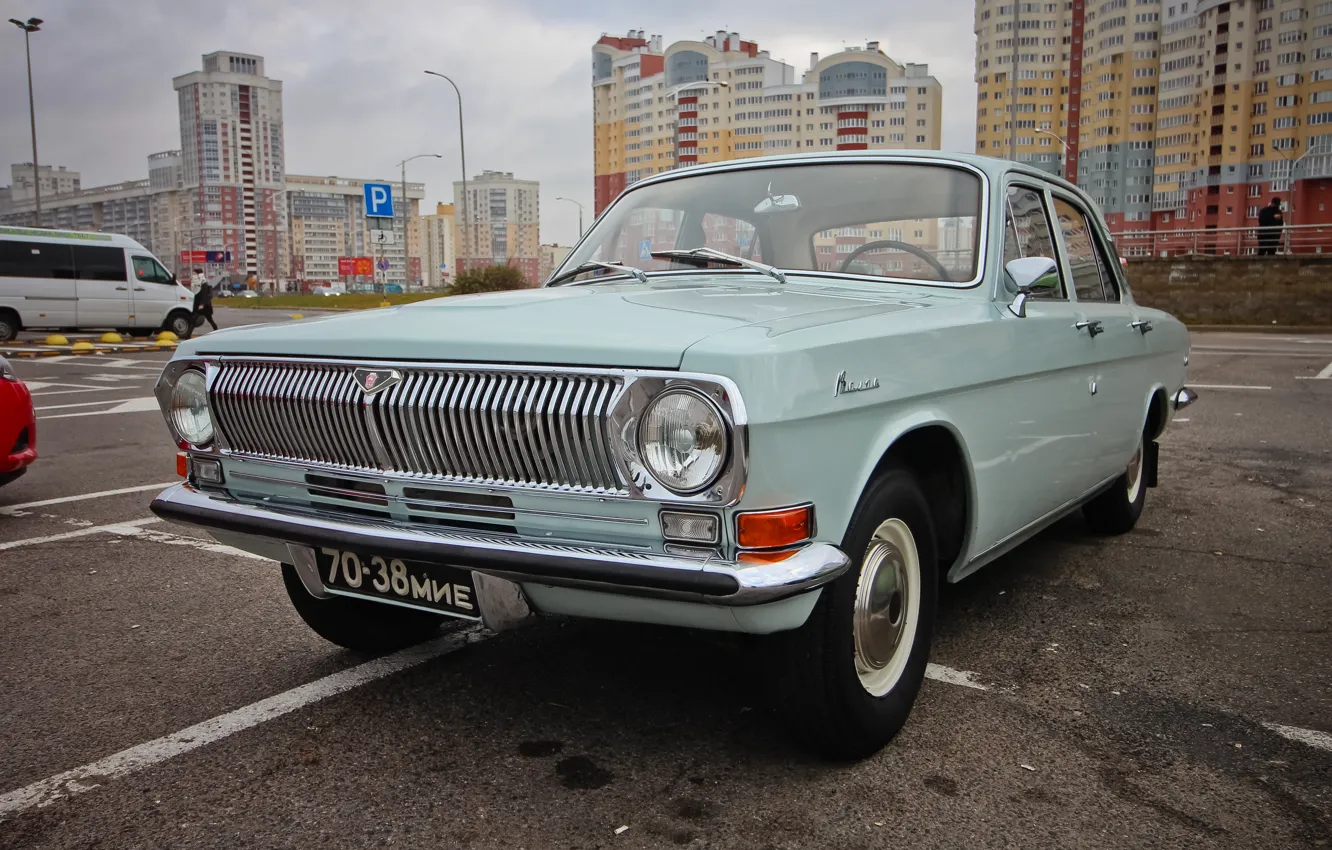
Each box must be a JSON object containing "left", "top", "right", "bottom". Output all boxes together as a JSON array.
[{"left": 0, "top": 226, "right": 115, "bottom": 242}]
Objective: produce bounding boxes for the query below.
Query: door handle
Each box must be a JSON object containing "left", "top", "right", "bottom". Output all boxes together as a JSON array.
[
  {"left": 1130, "top": 319, "right": 1153, "bottom": 334},
  {"left": 115, "top": 286, "right": 128, "bottom": 291},
  {"left": 1074, "top": 320, "right": 1104, "bottom": 337},
  {"left": 134, "top": 287, "right": 147, "bottom": 292}
]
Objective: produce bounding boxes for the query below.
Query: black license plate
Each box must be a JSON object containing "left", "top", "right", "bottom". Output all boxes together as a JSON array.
[{"left": 315, "top": 547, "right": 480, "bottom": 620}]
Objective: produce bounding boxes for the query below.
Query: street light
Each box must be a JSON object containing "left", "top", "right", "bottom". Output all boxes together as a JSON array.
[
  {"left": 666, "top": 80, "right": 728, "bottom": 169},
  {"left": 1034, "top": 128, "right": 1069, "bottom": 180},
  {"left": 9, "top": 16, "right": 43, "bottom": 227},
  {"left": 398, "top": 153, "right": 441, "bottom": 290},
  {"left": 423, "top": 71, "right": 472, "bottom": 271},
  {"left": 555, "top": 196, "right": 585, "bottom": 238}
]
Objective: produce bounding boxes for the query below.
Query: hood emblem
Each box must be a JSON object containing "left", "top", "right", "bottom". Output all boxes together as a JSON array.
[
  {"left": 353, "top": 368, "right": 401, "bottom": 395},
  {"left": 834, "top": 370, "right": 880, "bottom": 397}
]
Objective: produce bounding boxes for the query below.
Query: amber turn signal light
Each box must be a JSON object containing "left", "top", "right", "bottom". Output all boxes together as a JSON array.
[
  {"left": 176, "top": 451, "right": 188, "bottom": 477},
  {"left": 736, "top": 505, "right": 813, "bottom": 550}
]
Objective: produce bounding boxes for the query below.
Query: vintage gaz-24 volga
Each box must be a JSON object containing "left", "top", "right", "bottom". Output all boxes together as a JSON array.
[{"left": 153, "top": 152, "right": 1195, "bottom": 757}]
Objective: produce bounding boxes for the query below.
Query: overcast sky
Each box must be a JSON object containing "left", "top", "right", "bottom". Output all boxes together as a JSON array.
[{"left": 0, "top": 0, "right": 977, "bottom": 245}]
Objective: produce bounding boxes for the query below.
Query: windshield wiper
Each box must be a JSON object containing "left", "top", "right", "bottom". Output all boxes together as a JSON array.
[
  {"left": 548, "top": 260, "right": 647, "bottom": 286},
  {"left": 649, "top": 247, "right": 787, "bottom": 284}
]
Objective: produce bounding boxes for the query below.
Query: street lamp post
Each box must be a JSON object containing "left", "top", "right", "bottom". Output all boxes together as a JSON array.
[
  {"left": 1034, "top": 128, "right": 1069, "bottom": 179},
  {"left": 9, "top": 17, "right": 44, "bottom": 227},
  {"left": 424, "top": 71, "right": 472, "bottom": 272},
  {"left": 666, "top": 80, "right": 728, "bottom": 169},
  {"left": 398, "top": 153, "right": 441, "bottom": 290},
  {"left": 555, "top": 196, "right": 585, "bottom": 238}
]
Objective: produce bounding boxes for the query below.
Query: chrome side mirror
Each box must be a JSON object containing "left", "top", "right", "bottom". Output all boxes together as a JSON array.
[{"left": 1005, "top": 257, "right": 1060, "bottom": 318}]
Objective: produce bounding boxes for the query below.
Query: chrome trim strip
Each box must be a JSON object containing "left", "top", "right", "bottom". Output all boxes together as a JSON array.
[
  {"left": 225, "top": 470, "right": 650, "bottom": 525},
  {"left": 152, "top": 483, "right": 848, "bottom": 605}
]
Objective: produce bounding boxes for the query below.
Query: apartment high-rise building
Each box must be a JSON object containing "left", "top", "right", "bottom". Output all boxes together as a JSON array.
[
  {"left": 8, "top": 164, "right": 81, "bottom": 203},
  {"left": 454, "top": 170, "right": 541, "bottom": 285},
  {"left": 592, "top": 30, "right": 943, "bottom": 213},
  {"left": 173, "top": 51, "right": 287, "bottom": 281},
  {"left": 286, "top": 175, "right": 424, "bottom": 286},
  {"left": 975, "top": 0, "right": 1332, "bottom": 237},
  {"left": 419, "top": 202, "right": 457, "bottom": 289},
  {"left": 538, "top": 243, "right": 573, "bottom": 282}
]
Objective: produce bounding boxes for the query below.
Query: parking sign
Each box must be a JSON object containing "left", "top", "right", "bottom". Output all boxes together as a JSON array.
[{"left": 364, "top": 183, "right": 394, "bottom": 218}]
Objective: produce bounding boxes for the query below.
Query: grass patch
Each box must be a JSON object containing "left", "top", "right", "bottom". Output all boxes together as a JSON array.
[{"left": 219, "top": 292, "right": 447, "bottom": 310}]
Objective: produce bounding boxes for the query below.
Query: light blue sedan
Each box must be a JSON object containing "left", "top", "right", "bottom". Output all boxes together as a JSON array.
[{"left": 152, "top": 151, "right": 1195, "bottom": 758}]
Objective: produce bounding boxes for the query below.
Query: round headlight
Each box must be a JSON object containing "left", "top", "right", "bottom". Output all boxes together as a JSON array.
[
  {"left": 637, "top": 390, "right": 728, "bottom": 495},
  {"left": 169, "top": 369, "right": 213, "bottom": 446}
]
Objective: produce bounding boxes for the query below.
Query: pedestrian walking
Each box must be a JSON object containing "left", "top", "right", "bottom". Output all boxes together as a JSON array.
[
  {"left": 1257, "top": 197, "right": 1284, "bottom": 256},
  {"left": 189, "top": 267, "right": 206, "bottom": 294},
  {"left": 192, "top": 278, "right": 218, "bottom": 332}
]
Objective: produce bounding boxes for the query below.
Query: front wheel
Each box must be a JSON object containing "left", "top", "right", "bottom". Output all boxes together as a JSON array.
[
  {"left": 772, "top": 466, "right": 938, "bottom": 759},
  {"left": 164, "top": 311, "right": 195, "bottom": 340},
  {"left": 281, "top": 564, "right": 445, "bottom": 652},
  {"left": 1082, "top": 435, "right": 1146, "bottom": 534},
  {"left": 0, "top": 310, "right": 19, "bottom": 342}
]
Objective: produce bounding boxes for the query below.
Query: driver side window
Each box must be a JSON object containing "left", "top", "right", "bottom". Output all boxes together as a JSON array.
[
  {"left": 132, "top": 256, "right": 172, "bottom": 285},
  {"left": 1003, "top": 185, "right": 1066, "bottom": 299}
]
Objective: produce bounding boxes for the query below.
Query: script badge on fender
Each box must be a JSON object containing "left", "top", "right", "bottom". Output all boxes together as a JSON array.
[{"left": 353, "top": 367, "right": 402, "bottom": 395}]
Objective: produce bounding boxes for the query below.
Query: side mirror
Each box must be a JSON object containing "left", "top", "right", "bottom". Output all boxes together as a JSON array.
[{"left": 1004, "top": 257, "right": 1060, "bottom": 318}]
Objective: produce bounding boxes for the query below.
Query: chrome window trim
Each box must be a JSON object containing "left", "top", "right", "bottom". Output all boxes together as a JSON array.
[
  {"left": 551, "top": 154, "right": 992, "bottom": 291},
  {"left": 158, "top": 356, "right": 750, "bottom": 506}
]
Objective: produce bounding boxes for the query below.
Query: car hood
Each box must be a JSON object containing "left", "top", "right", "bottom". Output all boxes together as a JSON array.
[{"left": 185, "top": 278, "right": 936, "bottom": 368}]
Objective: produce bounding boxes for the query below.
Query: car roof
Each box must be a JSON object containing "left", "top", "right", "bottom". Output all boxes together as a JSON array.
[
  {"left": 629, "top": 149, "right": 1083, "bottom": 197},
  {"left": 0, "top": 225, "right": 149, "bottom": 252}
]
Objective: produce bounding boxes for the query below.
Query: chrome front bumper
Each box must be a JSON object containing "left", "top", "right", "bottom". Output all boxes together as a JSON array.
[{"left": 150, "top": 483, "right": 850, "bottom": 606}]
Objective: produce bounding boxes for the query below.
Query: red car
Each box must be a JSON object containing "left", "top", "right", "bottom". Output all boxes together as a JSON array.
[{"left": 0, "top": 355, "right": 37, "bottom": 486}]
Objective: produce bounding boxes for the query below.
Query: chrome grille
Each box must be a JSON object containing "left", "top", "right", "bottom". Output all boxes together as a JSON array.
[{"left": 210, "top": 360, "right": 625, "bottom": 493}]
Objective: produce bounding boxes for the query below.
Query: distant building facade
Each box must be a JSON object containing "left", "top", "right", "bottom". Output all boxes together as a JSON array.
[
  {"left": 454, "top": 170, "right": 541, "bottom": 285},
  {"left": 419, "top": 202, "right": 457, "bottom": 289},
  {"left": 286, "top": 175, "right": 424, "bottom": 287},
  {"left": 538, "top": 243, "right": 573, "bottom": 282}
]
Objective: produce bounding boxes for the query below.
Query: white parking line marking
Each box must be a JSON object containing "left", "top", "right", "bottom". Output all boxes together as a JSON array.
[
  {"left": 42, "top": 398, "right": 159, "bottom": 419},
  {"left": 38, "top": 356, "right": 165, "bottom": 371},
  {"left": 1189, "top": 384, "right": 1272, "bottom": 390},
  {"left": 0, "top": 631, "right": 477, "bottom": 820},
  {"left": 35, "top": 398, "right": 156, "bottom": 412},
  {"left": 103, "top": 523, "right": 266, "bottom": 560},
  {"left": 925, "top": 664, "right": 990, "bottom": 691},
  {"left": 0, "top": 518, "right": 160, "bottom": 551},
  {"left": 28, "top": 386, "right": 144, "bottom": 397},
  {"left": 1314, "top": 360, "right": 1332, "bottom": 380},
  {"left": 23, "top": 382, "right": 116, "bottom": 394},
  {"left": 0, "top": 482, "right": 174, "bottom": 515},
  {"left": 1262, "top": 722, "right": 1332, "bottom": 753}
]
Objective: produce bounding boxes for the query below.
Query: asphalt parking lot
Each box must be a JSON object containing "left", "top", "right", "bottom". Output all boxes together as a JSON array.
[{"left": 0, "top": 330, "right": 1329, "bottom": 849}]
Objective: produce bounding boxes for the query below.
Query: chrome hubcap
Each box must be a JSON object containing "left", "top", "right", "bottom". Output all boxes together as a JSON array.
[
  {"left": 853, "top": 518, "right": 921, "bottom": 697},
  {"left": 1126, "top": 442, "right": 1143, "bottom": 503}
]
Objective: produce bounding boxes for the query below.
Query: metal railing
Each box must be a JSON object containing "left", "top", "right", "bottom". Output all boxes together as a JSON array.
[{"left": 1111, "top": 223, "right": 1332, "bottom": 257}]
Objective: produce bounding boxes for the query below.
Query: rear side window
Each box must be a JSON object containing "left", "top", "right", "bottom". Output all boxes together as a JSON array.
[
  {"left": 0, "top": 240, "right": 76, "bottom": 279},
  {"left": 1051, "top": 198, "right": 1114, "bottom": 302},
  {"left": 71, "top": 245, "right": 127, "bottom": 281}
]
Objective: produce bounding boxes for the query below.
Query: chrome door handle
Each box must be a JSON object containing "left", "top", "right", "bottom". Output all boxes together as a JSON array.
[
  {"left": 115, "top": 286, "right": 129, "bottom": 291},
  {"left": 1075, "top": 320, "right": 1104, "bottom": 337},
  {"left": 1130, "top": 320, "right": 1153, "bottom": 334},
  {"left": 134, "top": 287, "right": 147, "bottom": 291}
]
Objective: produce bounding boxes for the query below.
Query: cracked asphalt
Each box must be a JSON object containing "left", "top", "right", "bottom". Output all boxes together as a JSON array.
[{"left": 0, "top": 330, "right": 1328, "bottom": 849}]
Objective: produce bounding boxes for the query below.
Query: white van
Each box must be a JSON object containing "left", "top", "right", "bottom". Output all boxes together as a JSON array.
[{"left": 0, "top": 226, "right": 198, "bottom": 341}]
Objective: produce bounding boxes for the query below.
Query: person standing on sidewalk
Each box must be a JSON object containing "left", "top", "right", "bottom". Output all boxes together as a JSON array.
[
  {"left": 1257, "top": 197, "right": 1284, "bottom": 256},
  {"left": 192, "top": 277, "right": 218, "bottom": 332}
]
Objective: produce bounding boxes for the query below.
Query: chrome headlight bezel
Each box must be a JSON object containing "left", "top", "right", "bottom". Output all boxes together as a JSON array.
[
  {"left": 155, "top": 358, "right": 216, "bottom": 450},
  {"left": 607, "top": 374, "right": 747, "bottom": 505}
]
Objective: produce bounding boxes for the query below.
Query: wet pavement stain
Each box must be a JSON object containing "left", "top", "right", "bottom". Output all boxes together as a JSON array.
[
  {"left": 517, "top": 740, "right": 564, "bottom": 758},
  {"left": 923, "top": 775, "right": 959, "bottom": 797},
  {"left": 555, "top": 755, "right": 614, "bottom": 790}
]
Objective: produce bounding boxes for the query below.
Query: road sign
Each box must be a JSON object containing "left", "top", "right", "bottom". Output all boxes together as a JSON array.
[
  {"left": 639, "top": 239, "right": 652, "bottom": 260},
  {"left": 364, "top": 182, "right": 394, "bottom": 218},
  {"left": 377, "top": 259, "right": 391, "bottom": 271},
  {"left": 369, "top": 229, "right": 396, "bottom": 245}
]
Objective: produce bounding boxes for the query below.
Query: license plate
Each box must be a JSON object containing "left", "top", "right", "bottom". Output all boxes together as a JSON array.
[{"left": 315, "top": 547, "right": 480, "bottom": 620}]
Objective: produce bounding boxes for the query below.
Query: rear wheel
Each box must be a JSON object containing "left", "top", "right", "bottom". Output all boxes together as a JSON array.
[
  {"left": 772, "top": 466, "right": 938, "bottom": 759},
  {"left": 164, "top": 310, "right": 194, "bottom": 339},
  {"left": 281, "top": 564, "right": 444, "bottom": 652},
  {"left": 1083, "top": 434, "right": 1146, "bottom": 534},
  {"left": 0, "top": 310, "right": 19, "bottom": 342}
]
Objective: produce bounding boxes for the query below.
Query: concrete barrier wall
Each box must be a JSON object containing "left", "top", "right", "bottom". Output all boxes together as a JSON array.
[{"left": 1126, "top": 257, "right": 1332, "bottom": 326}]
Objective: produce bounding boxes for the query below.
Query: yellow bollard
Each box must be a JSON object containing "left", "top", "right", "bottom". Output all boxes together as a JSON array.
[
  {"left": 291, "top": 313, "right": 303, "bottom": 320},
  {"left": 44, "top": 334, "right": 69, "bottom": 346},
  {"left": 70, "top": 341, "right": 96, "bottom": 354},
  {"left": 157, "top": 330, "right": 179, "bottom": 343},
  {"left": 379, "top": 300, "right": 391, "bottom": 308},
  {"left": 100, "top": 332, "right": 124, "bottom": 344}
]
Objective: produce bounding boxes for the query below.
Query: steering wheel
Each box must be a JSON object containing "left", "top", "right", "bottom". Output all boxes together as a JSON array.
[{"left": 837, "top": 240, "right": 951, "bottom": 281}]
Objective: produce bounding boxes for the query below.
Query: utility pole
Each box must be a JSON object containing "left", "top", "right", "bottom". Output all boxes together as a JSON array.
[
  {"left": 9, "top": 17, "right": 44, "bottom": 227},
  {"left": 555, "top": 196, "right": 585, "bottom": 238},
  {"left": 398, "top": 153, "right": 440, "bottom": 290},
  {"left": 424, "top": 72, "right": 471, "bottom": 271}
]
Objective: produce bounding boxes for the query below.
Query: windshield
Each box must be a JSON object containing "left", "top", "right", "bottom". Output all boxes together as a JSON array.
[{"left": 554, "top": 162, "right": 983, "bottom": 286}]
